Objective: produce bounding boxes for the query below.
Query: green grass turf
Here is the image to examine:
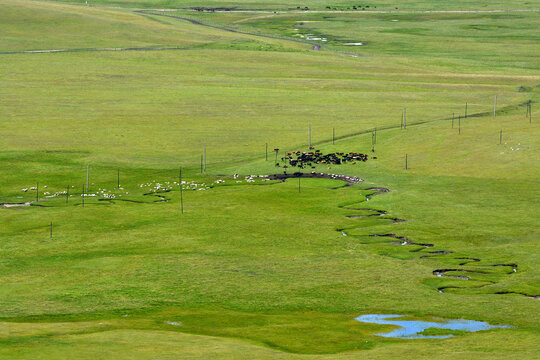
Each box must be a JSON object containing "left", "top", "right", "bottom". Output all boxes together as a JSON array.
[
  {"left": 0, "top": 0, "right": 539, "bottom": 358},
  {"left": 0, "top": 0, "right": 305, "bottom": 51},
  {"left": 169, "top": 9, "right": 540, "bottom": 70},
  {"left": 39, "top": 0, "right": 540, "bottom": 11}
]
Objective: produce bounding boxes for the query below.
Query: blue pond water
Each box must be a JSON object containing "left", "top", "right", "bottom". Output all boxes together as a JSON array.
[{"left": 355, "top": 314, "right": 510, "bottom": 339}]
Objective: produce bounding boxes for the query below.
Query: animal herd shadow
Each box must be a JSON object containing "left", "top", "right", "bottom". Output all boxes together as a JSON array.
[{"left": 336, "top": 186, "right": 538, "bottom": 300}]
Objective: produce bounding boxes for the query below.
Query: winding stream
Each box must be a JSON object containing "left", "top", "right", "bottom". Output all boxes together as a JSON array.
[{"left": 273, "top": 172, "right": 537, "bottom": 299}]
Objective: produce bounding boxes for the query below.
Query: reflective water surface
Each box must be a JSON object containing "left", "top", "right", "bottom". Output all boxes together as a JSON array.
[{"left": 355, "top": 314, "right": 510, "bottom": 339}]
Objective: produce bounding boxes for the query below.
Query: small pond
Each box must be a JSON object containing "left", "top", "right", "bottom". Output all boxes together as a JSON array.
[{"left": 355, "top": 314, "right": 510, "bottom": 339}]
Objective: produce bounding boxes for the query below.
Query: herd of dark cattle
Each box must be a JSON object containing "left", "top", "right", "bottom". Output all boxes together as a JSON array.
[{"left": 277, "top": 150, "right": 369, "bottom": 169}]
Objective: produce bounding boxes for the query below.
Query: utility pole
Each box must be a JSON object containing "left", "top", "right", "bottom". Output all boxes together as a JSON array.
[
  {"left": 179, "top": 167, "right": 183, "bottom": 214},
  {"left": 403, "top": 107, "right": 407, "bottom": 129},
  {"left": 405, "top": 154, "right": 408, "bottom": 170},
  {"left": 494, "top": 95, "right": 497, "bottom": 117}
]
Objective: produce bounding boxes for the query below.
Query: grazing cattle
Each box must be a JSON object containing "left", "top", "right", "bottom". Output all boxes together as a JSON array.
[{"left": 276, "top": 150, "right": 369, "bottom": 169}]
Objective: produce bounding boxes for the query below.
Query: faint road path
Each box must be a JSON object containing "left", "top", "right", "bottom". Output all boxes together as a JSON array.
[
  {"left": 0, "top": 46, "right": 185, "bottom": 55},
  {"left": 153, "top": 8, "right": 539, "bottom": 14}
]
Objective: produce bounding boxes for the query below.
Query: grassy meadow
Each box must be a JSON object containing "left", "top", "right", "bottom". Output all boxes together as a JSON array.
[
  {"left": 0, "top": 0, "right": 539, "bottom": 358},
  {"left": 40, "top": 0, "right": 540, "bottom": 11}
]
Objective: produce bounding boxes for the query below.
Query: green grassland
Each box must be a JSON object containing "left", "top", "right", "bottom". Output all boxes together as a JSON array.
[
  {"left": 180, "top": 10, "right": 540, "bottom": 70},
  {"left": 0, "top": 0, "right": 304, "bottom": 51},
  {"left": 41, "top": 0, "right": 540, "bottom": 11},
  {"left": 0, "top": 0, "right": 539, "bottom": 358}
]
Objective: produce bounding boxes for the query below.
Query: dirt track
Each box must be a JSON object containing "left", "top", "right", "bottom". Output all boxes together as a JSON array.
[
  {"left": 177, "top": 8, "right": 539, "bottom": 14},
  {"left": 0, "top": 46, "right": 185, "bottom": 55}
]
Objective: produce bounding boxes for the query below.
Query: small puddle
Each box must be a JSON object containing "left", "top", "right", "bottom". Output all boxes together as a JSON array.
[
  {"left": 1, "top": 202, "right": 31, "bottom": 208},
  {"left": 292, "top": 30, "right": 327, "bottom": 42},
  {"left": 164, "top": 321, "right": 182, "bottom": 326},
  {"left": 355, "top": 314, "right": 510, "bottom": 339}
]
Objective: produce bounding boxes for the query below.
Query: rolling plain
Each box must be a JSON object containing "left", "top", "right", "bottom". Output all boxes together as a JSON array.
[{"left": 0, "top": 0, "right": 539, "bottom": 358}]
